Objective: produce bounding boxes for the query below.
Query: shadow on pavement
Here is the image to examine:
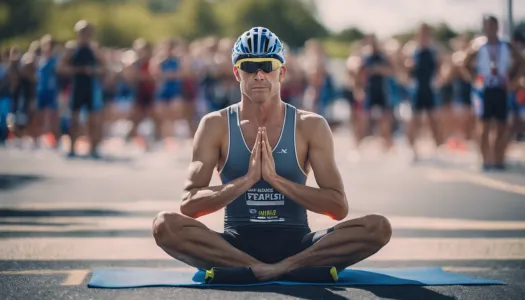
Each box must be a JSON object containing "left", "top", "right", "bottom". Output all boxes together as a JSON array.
[
  {"left": 358, "top": 286, "right": 455, "bottom": 300},
  {"left": 3, "top": 227, "right": 525, "bottom": 239},
  {"left": 208, "top": 285, "right": 348, "bottom": 300},
  {"left": 209, "top": 285, "right": 454, "bottom": 300},
  {"left": 0, "top": 174, "right": 45, "bottom": 191},
  {"left": 0, "top": 221, "right": 78, "bottom": 227},
  {"left": 0, "top": 208, "right": 155, "bottom": 218}
]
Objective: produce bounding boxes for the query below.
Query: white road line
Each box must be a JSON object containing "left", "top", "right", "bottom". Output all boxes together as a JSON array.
[
  {"left": 426, "top": 169, "right": 525, "bottom": 196},
  {"left": 1, "top": 237, "right": 523, "bottom": 261},
  {"left": 1, "top": 213, "right": 525, "bottom": 232},
  {"left": 2, "top": 214, "right": 525, "bottom": 232},
  {"left": 0, "top": 269, "right": 90, "bottom": 286}
]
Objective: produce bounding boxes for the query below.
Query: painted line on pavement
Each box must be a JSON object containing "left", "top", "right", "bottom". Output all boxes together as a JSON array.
[
  {"left": 1, "top": 237, "right": 524, "bottom": 261},
  {"left": 2, "top": 215, "right": 525, "bottom": 232},
  {"left": 426, "top": 169, "right": 525, "bottom": 196}
]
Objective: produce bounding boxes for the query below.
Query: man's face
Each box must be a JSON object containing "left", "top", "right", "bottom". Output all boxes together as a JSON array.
[
  {"left": 419, "top": 25, "right": 432, "bottom": 45},
  {"left": 234, "top": 63, "right": 286, "bottom": 104},
  {"left": 41, "top": 40, "right": 53, "bottom": 54},
  {"left": 483, "top": 19, "right": 499, "bottom": 38},
  {"left": 78, "top": 27, "right": 93, "bottom": 44}
]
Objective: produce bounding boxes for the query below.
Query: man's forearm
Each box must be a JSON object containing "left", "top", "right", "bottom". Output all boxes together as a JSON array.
[
  {"left": 180, "top": 175, "right": 255, "bottom": 218},
  {"left": 270, "top": 175, "right": 348, "bottom": 220}
]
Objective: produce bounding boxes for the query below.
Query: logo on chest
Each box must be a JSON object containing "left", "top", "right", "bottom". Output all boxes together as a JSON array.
[{"left": 276, "top": 148, "right": 288, "bottom": 154}]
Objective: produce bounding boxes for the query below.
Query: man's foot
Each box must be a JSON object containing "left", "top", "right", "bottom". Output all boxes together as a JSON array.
[
  {"left": 251, "top": 263, "right": 289, "bottom": 282},
  {"left": 67, "top": 151, "right": 76, "bottom": 158},
  {"left": 90, "top": 150, "right": 102, "bottom": 160},
  {"left": 482, "top": 164, "right": 493, "bottom": 172},
  {"left": 493, "top": 164, "right": 507, "bottom": 171}
]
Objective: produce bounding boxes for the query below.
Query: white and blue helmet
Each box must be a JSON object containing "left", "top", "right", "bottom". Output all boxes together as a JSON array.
[{"left": 232, "top": 27, "right": 286, "bottom": 65}]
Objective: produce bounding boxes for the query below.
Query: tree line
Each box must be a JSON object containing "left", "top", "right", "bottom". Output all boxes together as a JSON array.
[{"left": 1, "top": 0, "right": 521, "bottom": 57}]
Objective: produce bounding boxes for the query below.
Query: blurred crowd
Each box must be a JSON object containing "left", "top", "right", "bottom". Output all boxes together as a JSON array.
[{"left": 0, "top": 17, "right": 524, "bottom": 168}]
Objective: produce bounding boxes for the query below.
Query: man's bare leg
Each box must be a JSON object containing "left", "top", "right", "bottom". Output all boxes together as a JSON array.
[
  {"left": 153, "top": 211, "right": 264, "bottom": 270},
  {"left": 479, "top": 121, "right": 492, "bottom": 166},
  {"left": 407, "top": 114, "right": 421, "bottom": 160},
  {"left": 272, "top": 214, "right": 391, "bottom": 277},
  {"left": 494, "top": 121, "right": 509, "bottom": 167}
]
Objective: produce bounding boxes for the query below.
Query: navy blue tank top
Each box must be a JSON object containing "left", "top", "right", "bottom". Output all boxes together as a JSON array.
[
  {"left": 412, "top": 47, "right": 437, "bottom": 89},
  {"left": 219, "top": 103, "right": 309, "bottom": 230},
  {"left": 364, "top": 52, "right": 389, "bottom": 98},
  {"left": 71, "top": 45, "right": 97, "bottom": 89}
]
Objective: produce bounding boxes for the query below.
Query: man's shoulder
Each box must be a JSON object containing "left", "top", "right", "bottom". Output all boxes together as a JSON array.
[
  {"left": 295, "top": 109, "right": 330, "bottom": 134},
  {"left": 198, "top": 108, "right": 230, "bottom": 133}
]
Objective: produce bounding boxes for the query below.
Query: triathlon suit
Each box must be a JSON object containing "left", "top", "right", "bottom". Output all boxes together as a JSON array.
[
  {"left": 69, "top": 45, "right": 103, "bottom": 112},
  {"left": 0, "top": 63, "right": 9, "bottom": 142},
  {"left": 12, "top": 59, "right": 36, "bottom": 128},
  {"left": 472, "top": 41, "right": 511, "bottom": 122},
  {"left": 36, "top": 55, "right": 59, "bottom": 110},
  {"left": 217, "top": 103, "right": 336, "bottom": 265},
  {"left": 363, "top": 52, "right": 393, "bottom": 110},
  {"left": 409, "top": 47, "right": 438, "bottom": 112},
  {"left": 453, "top": 78, "right": 472, "bottom": 107},
  {"left": 135, "top": 58, "right": 155, "bottom": 109},
  {"left": 156, "top": 56, "right": 181, "bottom": 102}
]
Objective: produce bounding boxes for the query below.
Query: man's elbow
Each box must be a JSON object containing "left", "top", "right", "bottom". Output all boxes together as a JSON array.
[
  {"left": 331, "top": 193, "right": 349, "bottom": 221},
  {"left": 179, "top": 200, "right": 199, "bottom": 218}
]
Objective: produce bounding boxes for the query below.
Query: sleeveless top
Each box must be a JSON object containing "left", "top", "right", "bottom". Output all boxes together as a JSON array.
[
  {"left": 411, "top": 47, "right": 438, "bottom": 90},
  {"left": 219, "top": 102, "right": 309, "bottom": 230},
  {"left": 70, "top": 45, "right": 97, "bottom": 89},
  {"left": 37, "top": 56, "right": 58, "bottom": 94},
  {"left": 475, "top": 41, "right": 511, "bottom": 89}
]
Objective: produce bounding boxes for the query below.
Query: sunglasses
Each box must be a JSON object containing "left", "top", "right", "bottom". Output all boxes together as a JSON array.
[{"left": 235, "top": 58, "right": 282, "bottom": 74}]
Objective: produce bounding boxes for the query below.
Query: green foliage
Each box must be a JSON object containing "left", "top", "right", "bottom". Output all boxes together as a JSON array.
[
  {"left": 333, "top": 27, "right": 366, "bottom": 43},
  {"left": 0, "top": 0, "right": 478, "bottom": 58},
  {"left": 176, "top": 0, "right": 221, "bottom": 40}
]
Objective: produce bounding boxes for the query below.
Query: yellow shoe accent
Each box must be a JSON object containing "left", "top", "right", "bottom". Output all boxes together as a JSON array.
[
  {"left": 205, "top": 268, "right": 215, "bottom": 283},
  {"left": 330, "top": 266, "right": 338, "bottom": 282}
]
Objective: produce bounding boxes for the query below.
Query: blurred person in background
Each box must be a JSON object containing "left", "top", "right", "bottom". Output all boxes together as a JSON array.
[
  {"left": 11, "top": 44, "right": 38, "bottom": 147},
  {"left": 345, "top": 45, "right": 366, "bottom": 157},
  {"left": 179, "top": 39, "right": 199, "bottom": 138},
  {"left": 126, "top": 39, "right": 157, "bottom": 146},
  {"left": 214, "top": 37, "right": 239, "bottom": 110},
  {"left": 463, "top": 16, "right": 525, "bottom": 170},
  {"left": 402, "top": 23, "right": 444, "bottom": 161},
  {"left": 450, "top": 34, "right": 475, "bottom": 146},
  {"left": 356, "top": 34, "right": 396, "bottom": 151},
  {"left": 302, "top": 39, "right": 336, "bottom": 116},
  {"left": 34, "top": 35, "right": 60, "bottom": 148},
  {"left": 0, "top": 49, "right": 10, "bottom": 144},
  {"left": 509, "top": 30, "right": 525, "bottom": 142},
  {"left": 58, "top": 20, "right": 106, "bottom": 158},
  {"left": 152, "top": 38, "right": 184, "bottom": 144},
  {"left": 436, "top": 51, "right": 458, "bottom": 144},
  {"left": 100, "top": 46, "right": 121, "bottom": 138},
  {"left": 280, "top": 43, "right": 306, "bottom": 107}
]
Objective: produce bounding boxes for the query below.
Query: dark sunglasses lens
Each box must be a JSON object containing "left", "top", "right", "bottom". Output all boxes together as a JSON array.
[{"left": 240, "top": 61, "right": 274, "bottom": 73}]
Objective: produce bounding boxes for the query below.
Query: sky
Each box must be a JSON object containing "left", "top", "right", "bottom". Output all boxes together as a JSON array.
[{"left": 314, "top": 0, "right": 525, "bottom": 37}]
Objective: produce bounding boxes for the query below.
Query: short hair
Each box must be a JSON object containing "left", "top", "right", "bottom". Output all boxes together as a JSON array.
[{"left": 483, "top": 15, "right": 498, "bottom": 25}]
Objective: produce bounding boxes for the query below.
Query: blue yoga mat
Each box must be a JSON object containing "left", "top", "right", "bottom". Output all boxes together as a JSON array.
[{"left": 88, "top": 267, "right": 504, "bottom": 288}]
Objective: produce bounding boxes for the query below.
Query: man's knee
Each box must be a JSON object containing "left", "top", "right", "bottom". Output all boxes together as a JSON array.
[
  {"left": 152, "top": 211, "right": 185, "bottom": 248},
  {"left": 363, "top": 214, "right": 392, "bottom": 247}
]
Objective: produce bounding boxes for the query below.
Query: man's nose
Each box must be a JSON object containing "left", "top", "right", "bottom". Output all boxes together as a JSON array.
[{"left": 254, "top": 70, "right": 266, "bottom": 80}]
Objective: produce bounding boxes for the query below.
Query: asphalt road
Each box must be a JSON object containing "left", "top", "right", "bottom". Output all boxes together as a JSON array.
[{"left": 1, "top": 128, "right": 525, "bottom": 300}]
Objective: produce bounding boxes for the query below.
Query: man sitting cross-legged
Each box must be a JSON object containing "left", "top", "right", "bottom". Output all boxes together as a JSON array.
[{"left": 153, "top": 27, "right": 392, "bottom": 282}]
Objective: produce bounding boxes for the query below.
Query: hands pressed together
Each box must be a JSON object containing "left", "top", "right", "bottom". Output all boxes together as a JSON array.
[{"left": 247, "top": 127, "right": 278, "bottom": 185}]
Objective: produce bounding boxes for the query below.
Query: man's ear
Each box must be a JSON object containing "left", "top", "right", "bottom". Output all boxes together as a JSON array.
[
  {"left": 279, "top": 65, "right": 287, "bottom": 82},
  {"left": 233, "top": 66, "right": 241, "bottom": 82}
]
